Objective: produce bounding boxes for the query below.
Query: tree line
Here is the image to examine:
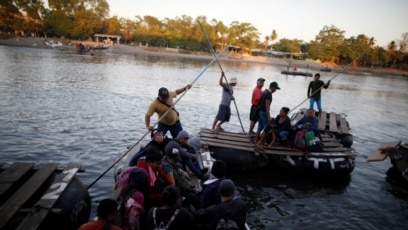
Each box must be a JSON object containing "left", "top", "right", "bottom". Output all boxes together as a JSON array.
[{"left": 1, "top": 0, "right": 407, "bottom": 70}]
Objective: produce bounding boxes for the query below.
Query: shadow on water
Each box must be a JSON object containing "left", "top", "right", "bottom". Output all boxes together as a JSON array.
[
  {"left": 385, "top": 167, "right": 408, "bottom": 200},
  {"left": 229, "top": 167, "right": 352, "bottom": 230}
]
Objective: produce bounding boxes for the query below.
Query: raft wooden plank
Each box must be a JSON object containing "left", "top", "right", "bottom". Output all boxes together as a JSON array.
[
  {"left": 0, "top": 163, "right": 58, "bottom": 229},
  {"left": 339, "top": 118, "right": 350, "bottom": 134},
  {"left": 201, "top": 135, "right": 253, "bottom": 146},
  {"left": 329, "top": 112, "right": 337, "bottom": 132},
  {"left": 201, "top": 140, "right": 304, "bottom": 156},
  {"left": 17, "top": 163, "right": 80, "bottom": 230},
  {"left": 200, "top": 135, "right": 251, "bottom": 146},
  {"left": 366, "top": 141, "right": 401, "bottom": 162},
  {"left": 0, "top": 162, "right": 34, "bottom": 197},
  {"left": 309, "top": 152, "right": 354, "bottom": 157},
  {"left": 201, "top": 128, "right": 248, "bottom": 138},
  {"left": 318, "top": 111, "right": 327, "bottom": 130}
]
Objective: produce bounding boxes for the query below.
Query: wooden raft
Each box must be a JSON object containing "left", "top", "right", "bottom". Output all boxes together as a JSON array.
[
  {"left": 291, "top": 109, "right": 350, "bottom": 135},
  {"left": 200, "top": 128, "right": 352, "bottom": 157},
  {"left": 0, "top": 162, "right": 84, "bottom": 230},
  {"left": 366, "top": 141, "right": 401, "bottom": 162}
]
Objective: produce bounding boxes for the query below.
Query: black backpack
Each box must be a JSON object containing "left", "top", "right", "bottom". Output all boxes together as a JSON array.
[{"left": 215, "top": 205, "right": 239, "bottom": 230}]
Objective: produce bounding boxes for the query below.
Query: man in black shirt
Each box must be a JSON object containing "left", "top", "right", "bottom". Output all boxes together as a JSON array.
[{"left": 308, "top": 73, "right": 330, "bottom": 116}]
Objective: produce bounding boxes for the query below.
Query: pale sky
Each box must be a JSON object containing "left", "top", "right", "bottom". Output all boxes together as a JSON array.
[{"left": 107, "top": 0, "right": 408, "bottom": 48}]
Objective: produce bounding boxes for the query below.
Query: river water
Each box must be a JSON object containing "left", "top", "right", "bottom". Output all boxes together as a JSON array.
[{"left": 0, "top": 45, "right": 407, "bottom": 230}]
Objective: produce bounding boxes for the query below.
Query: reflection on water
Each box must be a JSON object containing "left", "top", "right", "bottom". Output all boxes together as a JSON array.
[{"left": 0, "top": 46, "right": 407, "bottom": 229}]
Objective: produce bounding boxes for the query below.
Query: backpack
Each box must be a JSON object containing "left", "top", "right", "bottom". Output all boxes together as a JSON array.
[
  {"left": 216, "top": 218, "right": 239, "bottom": 230},
  {"left": 172, "top": 167, "right": 193, "bottom": 192},
  {"left": 215, "top": 205, "right": 239, "bottom": 230},
  {"left": 153, "top": 208, "right": 179, "bottom": 230},
  {"left": 293, "top": 130, "right": 306, "bottom": 151}
]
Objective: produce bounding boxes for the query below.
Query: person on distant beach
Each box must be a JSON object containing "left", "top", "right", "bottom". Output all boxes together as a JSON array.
[
  {"left": 308, "top": 73, "right": 330, "bottom": 116},
  {"left": 145, "top": 84, "right": 192, "bottom": 138},
  {"left": 248, "top": 78, "right": 265, "bottom": 136},
  {"left": 211, "top": 72, "right": 237, "bottom": 132}
]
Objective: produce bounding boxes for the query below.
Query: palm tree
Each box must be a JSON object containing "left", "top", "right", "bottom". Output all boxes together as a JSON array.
[{"left": 270, "top": 29, "right": 277, "bottom": 49}]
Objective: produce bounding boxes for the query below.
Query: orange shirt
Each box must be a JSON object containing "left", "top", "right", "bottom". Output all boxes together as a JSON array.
[{"left": 251, "top": 86, "right": 263, "bottom": 106}]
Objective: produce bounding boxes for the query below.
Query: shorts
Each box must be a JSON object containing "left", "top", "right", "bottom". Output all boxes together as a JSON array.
[
  {"left": 249, "top": 105, "right": 259, "bottom": 122},
  {"left": 215, "top": 104, "right": 231, "bottom": 122}
]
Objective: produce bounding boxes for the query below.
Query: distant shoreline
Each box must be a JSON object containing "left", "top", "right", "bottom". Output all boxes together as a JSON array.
[{"left": 1, "top": 36, "right": 406, "bottom": 77}]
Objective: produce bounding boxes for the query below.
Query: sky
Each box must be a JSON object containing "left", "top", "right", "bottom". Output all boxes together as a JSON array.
[{"left": 106, "top": 0, "right": 408, "bottom": 48}]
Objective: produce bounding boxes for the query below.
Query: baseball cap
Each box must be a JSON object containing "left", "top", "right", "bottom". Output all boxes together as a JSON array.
[
  {"left": 158, "top": 87, "right": 169, "bottom": 99},
  {"left": 219, "top": 179, "right": 236, "bottom": 196},
  {"left": 151, "top": 128, "right": 163, "bottom": 138},
  {"left": 270, "top": 81, "right": 281, "bottom": 90},
  {"left": 229, "top": 77, "right": 238, "bottom": 84},
  {"left": 257, "top": 78, "right": 265, "bottom": 82},
  {"left": 165, "top": 147, "right": 182, "bottom": 162},
  {"left": 176, "top": 130, "right": 189, "bottom": 140}
]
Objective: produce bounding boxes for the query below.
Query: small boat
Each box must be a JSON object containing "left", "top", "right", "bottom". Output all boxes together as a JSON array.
[
  {"left": 45, "top": 40, "right": 63, "bottom": 48},
  {"left": 367, "top": 141, "right": 408, "bottom": 183},
  {"left": 199, "top": 109, "right": 355, "bottom": 176},
  {"left": 281, "top": 70, "right": 312, "bottom": 77},
  {"left": 0, "top": 162, "right": 91, "bottom": 230},
  {"left": 93, "top": 44, "right": 109, "bottom": 50},
  {"left": 76, "top": 43, "right": 94, "bottom": 55},
  {"left": 320, "top": 67, "right": 332, "bottom": 72}
]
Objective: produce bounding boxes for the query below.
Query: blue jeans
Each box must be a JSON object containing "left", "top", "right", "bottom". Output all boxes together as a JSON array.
[
  {"left": 257, "top": 110, "right": 268, "bottom": 132},
  {"left": 309, "top": 98, "right": 322, "bottom": 111},
  {"left": 278, "top": 130, "right": 289, "bottom": 140},
  {"left": 158, "top": 120, "right": 183, "bottom": 139}
]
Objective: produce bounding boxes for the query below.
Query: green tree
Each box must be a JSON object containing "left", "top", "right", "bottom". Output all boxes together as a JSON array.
[
  {"left": 309, "top": 25, "right": 345, "bottom": 62},
  {"left": 104, "top": 16, "right": 121, "bottom": 35}
]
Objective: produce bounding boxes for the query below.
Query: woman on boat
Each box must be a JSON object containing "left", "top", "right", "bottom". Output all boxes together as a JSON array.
[{"left": 267, "top": 107, "right": 291, "bottom": 147}]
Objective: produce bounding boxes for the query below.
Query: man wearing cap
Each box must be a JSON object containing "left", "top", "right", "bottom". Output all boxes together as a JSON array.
[
  {"left": 248, "top": 78, "right": 265, "bottom": 136},
  {"left": 211, "top": 71, "right": 238, "bottom": 132},
  {"left": 195, "top": 179, "right": 246, "bottom": 230},
  {"left": 165, "top": 130, "right": 209, "bottom": 181},
  {"left": 145, "top": 84, "right": 192, "bottom": 139},
  {"left": 255, "top": 81, "right": 280, "bottom": 144},
  {"left": 308, "top": 73, "right": 330, "bottom": 116}
]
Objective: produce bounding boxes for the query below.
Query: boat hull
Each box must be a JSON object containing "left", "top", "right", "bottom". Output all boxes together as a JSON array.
[
  {"left": 270, "top": 154, "right": 355, "bottom": 176},
  {"left": 281, "top": 70, "right": 312, "bottom": 77},
  {"left": 208, "top": 146, "right": 270, "bottom": 171}
]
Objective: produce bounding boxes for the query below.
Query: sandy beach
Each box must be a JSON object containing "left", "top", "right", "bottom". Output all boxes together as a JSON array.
[{"left": 1, "top": 36, "right": 406, "bottom": 77}]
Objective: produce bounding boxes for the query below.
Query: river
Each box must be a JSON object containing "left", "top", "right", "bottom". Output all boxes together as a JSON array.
[{"left": 0, "top": 45, "right": 407, "bottom": 230}]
